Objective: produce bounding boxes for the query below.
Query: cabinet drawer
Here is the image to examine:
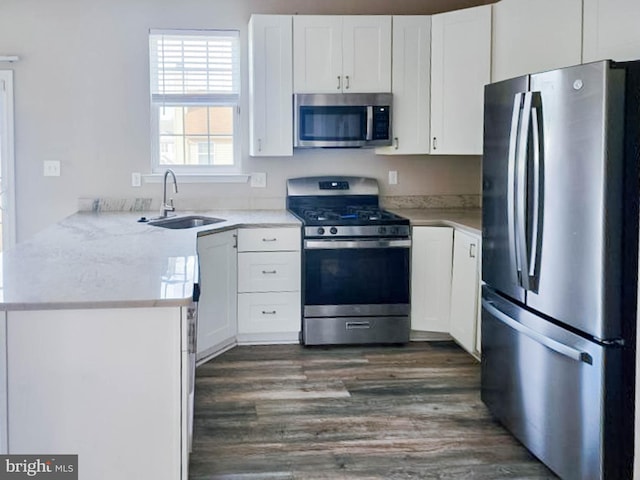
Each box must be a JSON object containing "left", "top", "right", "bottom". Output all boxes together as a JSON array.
[
  {"left": 237, "top": 292, "right": 301, "bottom": 334},
  {"left": 237, "top": 228, "right": 300, "bottom": 252},
  {"left": 238, "top": 252, "right": 301, "bottom": 292}
]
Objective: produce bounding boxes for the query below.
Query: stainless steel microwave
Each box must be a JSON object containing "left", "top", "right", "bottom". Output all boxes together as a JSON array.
[{"left": 293, "top": 93, "right": 393, "bottom": 148}]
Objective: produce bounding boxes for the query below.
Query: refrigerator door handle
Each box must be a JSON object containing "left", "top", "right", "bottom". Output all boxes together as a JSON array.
[
  {"left": 507, "top": 93, "right": 524, "bottom": 286},
  {"left": 482, "top": 299, "right": 593, "bottom": 365},
  {"left": 516, "top": 92, "right": 533, "bottom": 290},
  {"left": 528, "top": 98, "right": 543, "bottom": 285}
]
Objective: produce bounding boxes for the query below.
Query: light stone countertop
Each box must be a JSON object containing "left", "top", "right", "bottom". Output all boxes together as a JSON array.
[
  {"left": 0, "top": 207, "right": 480, "bottom": 311},
  {"left": 389, "top": 208, "right": 482, "bottom": 235},
  {"left": 0, "top": 210, "right": 300, "bottom": 311}
]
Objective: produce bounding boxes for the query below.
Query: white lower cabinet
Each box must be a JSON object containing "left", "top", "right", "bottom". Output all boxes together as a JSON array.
[
  {"left": 449, "top": 229, "right": 481, "bottom": 356},
  {"left": 6, "top": 307, "right": 186, "bottom": 480},
  {"left": 238, "top": 292, "right": 301, "bottom": 335},
  {"left": 411, "top": 227, "right": 453, "bottom": 333},
  {"left": 411, "top": 226, "right": 482, "bottom": 357},
  {"left": 196, "top": 229, "right": 238, "bottom": 361},
  {"left": 237, "top": 251, "right": 300, "bottom": 293},
  {"left": 237, "top": 227, "right": 301, "bottom": 343}
]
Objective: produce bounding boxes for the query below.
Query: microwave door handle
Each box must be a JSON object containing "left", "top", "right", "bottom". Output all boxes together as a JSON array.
[{"left": 366, "top": 106, "right": 373, "bottom": 140}]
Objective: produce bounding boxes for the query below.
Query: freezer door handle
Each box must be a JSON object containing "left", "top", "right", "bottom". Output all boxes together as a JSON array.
[{"left": 482, "top": 299, "right": 593, "bottom": 365}]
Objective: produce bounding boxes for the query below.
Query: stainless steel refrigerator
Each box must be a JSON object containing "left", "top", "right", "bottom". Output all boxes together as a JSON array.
[{"left": 481, "top": 60, "right": 639, "bottom": 480}]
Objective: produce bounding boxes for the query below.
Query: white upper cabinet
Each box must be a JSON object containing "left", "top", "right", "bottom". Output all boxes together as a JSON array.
[
  {"left": 248, "top": 15, "right": 293, "bottom": 157},
  {"left": 430, "top": 5, "right": 491, "bottom": 155},
  {"left": 293, "top": 15, "right": 391, "bottom": 93},
  {"left": 583, "top": 0, "right": 640, "bottom": 63},
  {"left": 377, "top": 16, "right": 432, "bottom": 155},
  {"left": 492, "top": 0, "right": 583, "bottom": 82}
]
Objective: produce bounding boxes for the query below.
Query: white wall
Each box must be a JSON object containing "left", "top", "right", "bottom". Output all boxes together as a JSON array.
[{"left": 0, "top": 0, "right": 493, "bottom": 241}]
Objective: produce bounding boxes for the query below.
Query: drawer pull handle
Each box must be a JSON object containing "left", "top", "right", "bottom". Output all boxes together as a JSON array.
[
  {"left": 262, "top": 310, "right": 277, "bottom": 315},
  {"left": 346, "top": 321, "right": 371, "bottom": 330},
  {"left": 262, "top": 270, "right": 277, "bottom": 274},
  {"left": 262, "top": 238, "right": 277, "bottom": 242}
]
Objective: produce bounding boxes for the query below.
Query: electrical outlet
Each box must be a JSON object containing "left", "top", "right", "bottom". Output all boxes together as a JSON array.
[
  {"left": 388, "top": 170, "right": 398, "bottom": 185},
  {"left": 250, "top": 172, "right": 267, "bottom": 188},
  {"left": 43, "top": 160, "right": 61, "bottom": 177},
  {"left": 131, "top": 172, "right": 142, "bottom": 187}
]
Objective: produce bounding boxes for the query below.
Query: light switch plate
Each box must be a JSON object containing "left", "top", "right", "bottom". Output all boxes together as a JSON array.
[
  {"left": 388, "top": 170, "right": 398, "bottom": 185},
  {"left": 44, "top": 160, "right": 61, "bottom": 177},
  {"left": 131, "top": 172, "right": 142, "bottom": 187},
  {"left": 250, "top": 172, "right": 267, "bottom": 188}
]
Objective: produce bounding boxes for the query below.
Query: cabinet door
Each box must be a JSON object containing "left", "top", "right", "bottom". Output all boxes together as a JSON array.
[
  {"left": 342, "top": 16, "right": 392, "bottom": 93},
  {"left": 196, "top": 229, "right": 237, "bottom": 360},
  {"left": 430, "top": 5, "right": 491, "bottom": 155},
  {"left": 293, "top": 16, "right": 343, "bottom": 93},
  {"left": 7, "top": 308, "right": 182, "bottom": 480},
  {"left": 377, "top": 16, "right": 431, "bottom": 155},
  {"left": 583, "top": 0, "right": 640, "bottom": 63},
  {"left": 249, "top": 15, "right": 293, "bottom": 156},
  {"left": 492, "top": 0, "right": 582, "bottom": 82},
  {"left": 449, "top": 230, "right": 480, "bottom": 354},
  {"left": 411, "top": 227, "right": 453, "bottom": 333}
]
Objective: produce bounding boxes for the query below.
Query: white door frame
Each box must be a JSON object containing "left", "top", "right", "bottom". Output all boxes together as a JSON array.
[{"left": 0, "top": 70, "right": 16, "bottom": 250}]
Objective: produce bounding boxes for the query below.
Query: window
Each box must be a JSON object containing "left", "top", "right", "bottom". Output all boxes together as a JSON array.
[{"left": 149, "top": 30, "right": 240, "bottom": 173}]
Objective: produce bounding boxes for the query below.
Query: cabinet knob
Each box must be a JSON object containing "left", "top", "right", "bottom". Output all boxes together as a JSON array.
[
  {"left": 262, "top": 310, "right": 277, "bottom": 315},
  {"left": 469, "top": 243, "right": 477, "bottom": 258},
  {"left": 337, "top": 76, "right": 341, "bottom": 90},
  {"left": 432, "top": 137, "right": 438, "bottom": 150},
  {"left": 394, "top": 137, "right": 399, "bottom": 150},
  {"left": 258, "top": 138, "right": 262, "bottom": 152},
  {"left": 345, "top": 75, "right": 350, "bottom": 90},
  {"left": 262, "top": 270, "right": 277, "bottom": 275}
]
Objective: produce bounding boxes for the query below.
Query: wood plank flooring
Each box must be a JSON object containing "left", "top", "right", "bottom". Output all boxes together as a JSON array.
[{"left": 189, "top": 341, "right": 557, "bottom": 479}]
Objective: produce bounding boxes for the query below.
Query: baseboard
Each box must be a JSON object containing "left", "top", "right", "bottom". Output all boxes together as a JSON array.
[
  {"left": 236, "top": 331, "right": 300, "bottom": 345},
  {"left": 410, "top": 330, "right": 453, "bottom": 342}
]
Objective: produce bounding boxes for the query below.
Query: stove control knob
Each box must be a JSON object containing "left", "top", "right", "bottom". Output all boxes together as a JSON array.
[
  {"left": 317, "top": 227, "right": 325, "bottom": 236},
  {"left": 330, "top": 227, "right": 338, "bottom": 235},
  {"left": 390, "top": 227, "right": 399, "bottom": 235},
  {"left": 378, "top": 227, "right": 387, "bottom": 234}
]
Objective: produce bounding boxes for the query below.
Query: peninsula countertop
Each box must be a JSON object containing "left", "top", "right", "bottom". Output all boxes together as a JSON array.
[{"left": 0, "top": 210, "right": 300, "bottom": 311}]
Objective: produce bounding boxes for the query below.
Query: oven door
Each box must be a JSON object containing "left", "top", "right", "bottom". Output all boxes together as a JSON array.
[{"left": 303, "top": 238, "right": 411, "bottom": 316}]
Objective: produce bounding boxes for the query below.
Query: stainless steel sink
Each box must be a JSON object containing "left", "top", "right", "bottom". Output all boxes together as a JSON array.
[{"left": 148, "top": 215, "right": 225, "bottom": 229}]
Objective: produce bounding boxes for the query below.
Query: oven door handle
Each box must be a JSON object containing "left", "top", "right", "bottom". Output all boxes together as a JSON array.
[{"left": 304, "top": 239, "right": 411, "bottom": 249}]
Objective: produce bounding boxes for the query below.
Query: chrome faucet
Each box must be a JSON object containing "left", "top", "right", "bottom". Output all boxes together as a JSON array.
[{"left": 160, "top": 168, "right": 178, "bottom": 218}]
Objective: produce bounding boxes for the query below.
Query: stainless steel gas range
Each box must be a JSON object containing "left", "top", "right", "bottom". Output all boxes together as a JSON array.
[{"left": 287, "top": 176, "right": 411, "bottom": 346}]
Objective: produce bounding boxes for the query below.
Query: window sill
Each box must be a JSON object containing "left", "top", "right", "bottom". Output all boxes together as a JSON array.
[{"left": 143, "top": 173, "right": 250, "bottom": 184}]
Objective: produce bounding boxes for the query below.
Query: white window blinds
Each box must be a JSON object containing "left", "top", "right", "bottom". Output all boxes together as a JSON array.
[{"left": 149, "top": 30, "right": 240, "bottom": 104}]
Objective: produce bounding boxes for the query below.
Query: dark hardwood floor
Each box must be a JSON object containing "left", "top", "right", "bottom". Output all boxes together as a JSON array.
[{"left": 189, "top": 341, "right": 557, "bottom": 479}]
